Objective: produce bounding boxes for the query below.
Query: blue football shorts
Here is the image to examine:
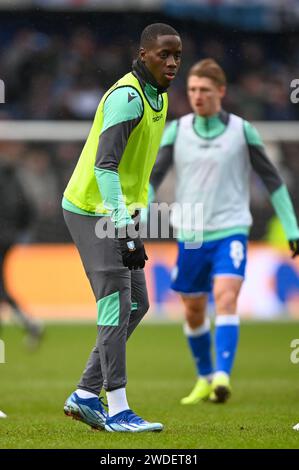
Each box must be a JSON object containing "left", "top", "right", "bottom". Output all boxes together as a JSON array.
[{"left": 171, "top": 234, "right": 247, "bottom": 295}]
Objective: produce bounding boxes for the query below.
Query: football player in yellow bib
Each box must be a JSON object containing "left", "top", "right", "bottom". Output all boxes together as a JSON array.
[{"left": 63, "top": 23, "right": 182, "bottom": 433}]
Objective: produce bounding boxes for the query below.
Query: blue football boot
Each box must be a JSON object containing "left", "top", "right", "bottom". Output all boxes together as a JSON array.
[
  {"left": 105, "top": 409, "right": 163, "bottom": 433},
  {"left": 64, "top": 392, "right": 107, "bottom": 430}
]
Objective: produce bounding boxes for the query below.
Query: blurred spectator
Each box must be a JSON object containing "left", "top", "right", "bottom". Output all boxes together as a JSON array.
[
  {"left": 0, "top": 158, "right": 43, "bottom": 347},
  {"left": 17, "top": 145, "right": 62, "bottom": 241},
  {"left": 264, "top": 77, "right": 297, "bottom": 120},
  {"left": 55, "top": 76, "right": 104, "bottom": 119},
  {"left": 227, "top": 73, "right": 266, "bottom": 120}
]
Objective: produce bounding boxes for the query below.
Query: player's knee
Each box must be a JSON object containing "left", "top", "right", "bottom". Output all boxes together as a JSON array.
[
  {"left": 215, "top": 289, "right": 238, "bottom": 313},
  {"left": 184, "top": 304, "right": 205, "bottom": 328},
  {"left": 185, "top": 315, "right": 205, "bottom": 330}
]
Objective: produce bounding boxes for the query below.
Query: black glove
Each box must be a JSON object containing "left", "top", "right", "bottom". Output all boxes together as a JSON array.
[
  {"left": 289, "top": 239, "right": 299, "bottom": 259},
  {"left": 117, "top": 225, "right": 148, "bottom": 270}
]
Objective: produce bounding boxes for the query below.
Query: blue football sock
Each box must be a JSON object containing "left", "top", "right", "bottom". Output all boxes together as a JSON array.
[
  {"left": 215, "top": 315, "right": 240, "bottom": 375},
  {"left": 184, "top": 318, "right": 213, "bottom": 377}
]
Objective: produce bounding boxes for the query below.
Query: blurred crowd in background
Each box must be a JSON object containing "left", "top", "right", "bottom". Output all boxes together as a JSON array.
[
  {"left": 0, "top": 11, "right": 299, "bottom": 243},
  {"left": 1, "top": 13, "right": 299, "bottom": 122}
]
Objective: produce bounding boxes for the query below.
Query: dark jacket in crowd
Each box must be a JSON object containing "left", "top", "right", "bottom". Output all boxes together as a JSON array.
[{"left": 0, "top": 162, "right": 34, "bottom": 246}]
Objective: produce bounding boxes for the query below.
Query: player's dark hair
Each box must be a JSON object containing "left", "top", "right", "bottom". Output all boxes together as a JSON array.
[
  {"left": 188, "top": 59, "right": 227, "bottom": 87},
  {"left": 140, "top": 23, "right": 180, "bottom": 48}
]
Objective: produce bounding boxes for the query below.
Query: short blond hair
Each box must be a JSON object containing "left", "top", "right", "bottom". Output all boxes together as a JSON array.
[{"left": 188, "top": 59, "right": 226, "bottom": 87}]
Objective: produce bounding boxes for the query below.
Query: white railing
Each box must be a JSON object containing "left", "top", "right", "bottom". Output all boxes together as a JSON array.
[{"left": 0, "top": 120, "right": 299, "bottom": 141}]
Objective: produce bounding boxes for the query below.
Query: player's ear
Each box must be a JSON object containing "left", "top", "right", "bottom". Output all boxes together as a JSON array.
[
  {"left": 219, "top": 85, "right": 226, "bottom": 99},
  {"left": 139, "top": 47, "right": 146, "bottom": 63}
]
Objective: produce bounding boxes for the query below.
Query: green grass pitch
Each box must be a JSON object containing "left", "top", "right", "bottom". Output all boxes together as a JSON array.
[{"left": 1, "top": 321, "right": 299, "bottom": 448}]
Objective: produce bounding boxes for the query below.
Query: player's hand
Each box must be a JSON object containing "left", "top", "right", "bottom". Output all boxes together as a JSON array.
[
  {"left": 289, "top": 239, "right": 299, "bottom": 258},
  {"left": 117, "top": 225, "right": 148, "bottom": 270}
]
